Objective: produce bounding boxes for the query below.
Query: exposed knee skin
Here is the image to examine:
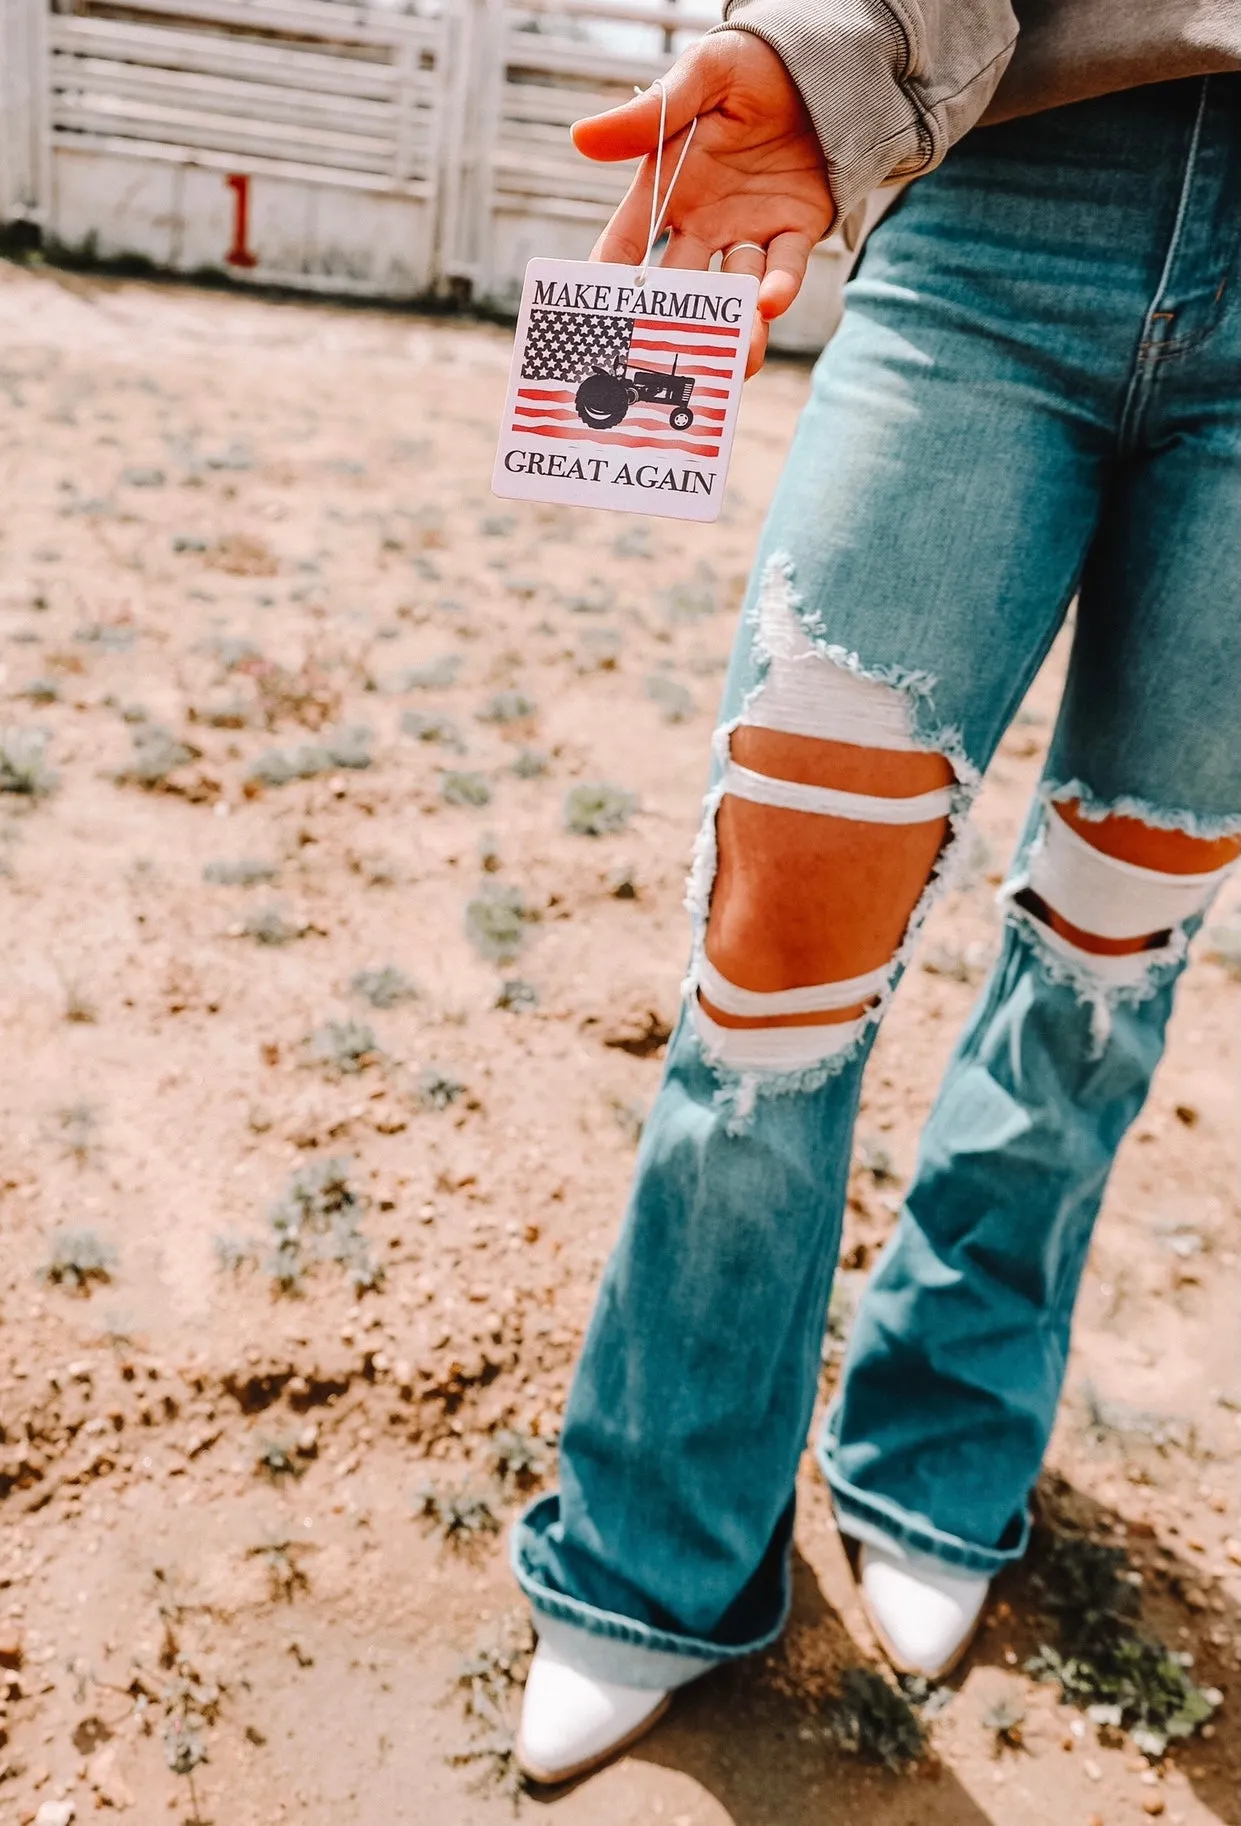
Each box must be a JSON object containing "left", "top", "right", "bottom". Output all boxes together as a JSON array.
[
  {"left": 1055, "top": 799, "right": 1241, "bottom": 873},
  {"left": 730, "top": 728, "right": 955, "bottom": 798},
  {"left": 704, "top": 733, "right": 954, "bottom": 1029},
  {"left": 688, "top": 600, "right": 965, "bottom": 1074}
]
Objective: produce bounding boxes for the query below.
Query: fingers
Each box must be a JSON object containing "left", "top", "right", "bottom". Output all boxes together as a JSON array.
[
  {"left": 719, "top": 244, "right": 770, "bottom": 376},
  {"left": 590, "top": 164, "right": 656, "bottom": 265},
  {"left": 719, "top": 242, "right": 766, "bottom": 285},
  {"left": 591, "top": 117, "right": 703, "bottom": 266},
  {"left": 661, "top": 227, "right": 716, "bottom": 271},
  {"left": 745, "top": 314, "right": 771, "bottom": 379},
  {"left": 571, "top": 42, "right": 720, "bottom": 162},
  {"left": 757, "top": 229, "right": 814, "bottom": 320}
]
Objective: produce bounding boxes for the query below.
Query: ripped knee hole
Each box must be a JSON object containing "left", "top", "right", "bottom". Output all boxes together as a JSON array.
[
  {"left": 1003, "top": 800, "right": 1240, "bottom": 967},
  {"left": 691, "top": 593, "right": 960, "bottom": 1074}
]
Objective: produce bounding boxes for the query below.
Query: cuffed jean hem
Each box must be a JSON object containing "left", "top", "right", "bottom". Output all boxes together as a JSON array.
[
  {"left": 529, "top": 1613, "right": 720, "bottom": 1692},
  {"left": 818, "top": 1407, "right": 1032, "bottom": 1579},
  {"left": 512, "top": 1494, "right": 787, "bottom": 1689}
]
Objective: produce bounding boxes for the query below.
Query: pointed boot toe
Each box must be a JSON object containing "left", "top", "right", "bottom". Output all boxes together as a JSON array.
[
  {"left": 859, "top": 1541, "right": 989, "bottom": 1679},
  {"left": 516, "top": 1640, "right": 670, "bottom": 1784}
]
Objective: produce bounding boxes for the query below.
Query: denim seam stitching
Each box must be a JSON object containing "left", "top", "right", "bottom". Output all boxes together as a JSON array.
[{"left": 1118, "top": 76, "right": 1210, "bottom": 452}]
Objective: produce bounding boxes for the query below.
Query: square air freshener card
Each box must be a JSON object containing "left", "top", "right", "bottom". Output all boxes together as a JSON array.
[{"left": 493, "top": 258, "right": 758, "bottom": 524}]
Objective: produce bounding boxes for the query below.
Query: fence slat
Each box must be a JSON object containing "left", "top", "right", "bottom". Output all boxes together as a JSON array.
[
  {"left": 51, "top": 127, "right": 434, "bottom": 194},
  {"left": 49, "top": 16, "right": 406, "bottom": 94},
  {"left": 70, "top": 0, "right": 442, "bottom": 51},
  {"left": 51, "top": 54, "right": 424, "bottom": 139},
  {"left": 53, "top": 96, "right": 402, "bottom": 171}
]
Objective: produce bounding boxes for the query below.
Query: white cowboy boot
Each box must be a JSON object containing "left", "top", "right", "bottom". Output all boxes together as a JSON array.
[
  {"left": 859, "top": 1541, "right": 990, "bottom": 1679},
  {"left": 516, "top": 1638, "right": 671, "bottom": 1784}
]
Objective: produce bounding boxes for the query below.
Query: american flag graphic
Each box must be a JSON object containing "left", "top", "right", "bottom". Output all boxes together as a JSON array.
[{"left": 513, "top": 307, "right": 739, "bottom": 459}]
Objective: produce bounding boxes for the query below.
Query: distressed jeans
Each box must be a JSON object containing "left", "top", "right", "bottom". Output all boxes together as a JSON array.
[{"left": 512, "top": 76, "right": 1241, "bottom": 1687}]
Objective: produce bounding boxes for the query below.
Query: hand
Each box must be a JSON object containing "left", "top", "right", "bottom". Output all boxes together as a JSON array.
[{"left": 572, "top": 33, "right": 835, "bottom": 376}]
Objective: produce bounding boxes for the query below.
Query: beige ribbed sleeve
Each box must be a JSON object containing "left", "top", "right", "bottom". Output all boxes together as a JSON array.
[{"left": 711, "top": 0, "right": 1019, "bottom": 221}]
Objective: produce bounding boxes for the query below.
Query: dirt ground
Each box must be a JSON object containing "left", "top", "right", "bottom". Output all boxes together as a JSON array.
[{"left": 0, "top": 257, "right": 1237, "bottom": 1826}]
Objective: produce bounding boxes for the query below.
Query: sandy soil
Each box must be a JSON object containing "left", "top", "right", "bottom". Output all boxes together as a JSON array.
[{"left": 0, "top": 257, "right": 1237, "bottom": 1826}]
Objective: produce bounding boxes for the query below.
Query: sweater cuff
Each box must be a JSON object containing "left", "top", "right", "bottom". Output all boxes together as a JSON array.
[{"left": 708, "top": 2, "right": 934, "bottom": 224}]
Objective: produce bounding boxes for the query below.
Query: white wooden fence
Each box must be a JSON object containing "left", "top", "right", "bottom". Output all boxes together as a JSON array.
[{"left": 0, "top": 0, "right": 853, "bottom": 349}]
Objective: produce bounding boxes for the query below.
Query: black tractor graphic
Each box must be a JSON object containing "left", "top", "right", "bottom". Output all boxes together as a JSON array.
[{"left": 575, "top": 354, "right": 695, "bottom": 432}]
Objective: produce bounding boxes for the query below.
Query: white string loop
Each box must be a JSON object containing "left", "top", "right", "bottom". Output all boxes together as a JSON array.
[{"left": 634, "top": 79, "right": 698, "bottom": 286}]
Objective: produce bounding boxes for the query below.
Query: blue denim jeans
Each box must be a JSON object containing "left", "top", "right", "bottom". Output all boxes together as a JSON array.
[{"left": 513, "top": 75, "right": 1241, "bottom": 1687}]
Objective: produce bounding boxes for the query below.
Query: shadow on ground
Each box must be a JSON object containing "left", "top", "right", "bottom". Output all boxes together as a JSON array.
[{"left": 521, "top": 1469, "right": 1239, "bottom": 1826}]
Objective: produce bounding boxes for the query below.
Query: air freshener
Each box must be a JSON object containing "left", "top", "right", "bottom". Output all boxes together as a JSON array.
[
  {"left": 493, "top": 257, "right": 757, "bottom": 523},
  {"left": 492, "top": 88, "right": 758, "bottom": 523}
]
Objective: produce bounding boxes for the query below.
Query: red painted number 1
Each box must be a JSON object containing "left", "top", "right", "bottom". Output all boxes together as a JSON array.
[{"left": 225, "top": 173, "right": 258, "bottom": 269}]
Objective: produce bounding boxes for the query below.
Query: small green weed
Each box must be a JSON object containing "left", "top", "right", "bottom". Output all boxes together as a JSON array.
[
  {"left": 1024, "top": 1530, "right": 1220, "bottom": 1754},
  {"left": 564, "top": 782, "right": 636, "bottom": 836},
  {"left": 0, "top": 728, "right": 58, "bottom": 796},
  {"left": 42, "top": 1228, "right": 116, "bottom": 1292},
  {"left": 981, "top": 1694, "right": 1027, "bottom": 1752},
  {"left": 489, "top": 1427, "right": 551, "bottom": 1491},
  {"left": 266, "top": 1157, "right": 383, "bottom": 1296},
  {"left": 247, "top": 726, "right": 371, "bottom": 787},
  {"left": 115, "top": 724, "right": 197, "bottom": 787},
  {"left": 418, "top": 1067, "right": 465, "bottom": 1111},
  {"left": 826, "top": 1667, "right": 927, "bottom": 1771},
  {"left": 202, "top": 858, "right": 279, "bottom": 887},
  {"left": 496, "top": 978, "right": 538, "bottom": 1012},
  {"left": 402, "top": 655, "right": 461, "bottom": 691},
  {"left": 242, "top": 906, "right": 306, "bottom": 946},
  {"left": 247, "top": 744, "right": 331, "bottom": 787},
  {"left": 575, "top": 627, "right": 622, "bottom": 671},
  {"left": 855, "top": 1136, "right": 898, "bottom": 1184},
  {"left": 564, "top": 580, "right": 613, "bottom": 615},
  {"left": 247, "top": 1535, "right": 315, "bottom": 1601},
  {"left": 213, "top": 1234, "right": 254, "bottom": 1273},
  {"left": 255, "top": 1437, "right": 303, "bottom": 1482},
  {"left": 465, "top": 886, "right": 533, "bottom": 962},
  {"left": 162, "top": 1667, "right": 218, "bottom": 1825},
  {"left": 191, "top": 692, "right": 252, "bottom": 729},
  {"left": 896, "top": 1673, "right": 955, "bottom": 1719},
  {"left": 75, "top": 619, "right": 136, "bottom": 651},
  {"left": 416, "top": 1482, "right": 501, "bottom": 1548},
  {"left": 309, "top": 1019, "right": 382, "bottom": 1077},
  {"left": 441, "top": 770, "right": 492, "bottom": 807},
  {"left": 478, "top": 691, "right": 536, "bottom": 724},
  {"left": 351, "top": 964, "right": 419, "bottom": 1009},
  {"left": 450, "top": 1614, "right": 536, "bottom": 1803},
  {"left": 55, "top": 1098, "right": 99, "bottom": 1161},
  {"left": 401, "top": 709, "right": 462, "bottom": 748},
  {"left": 511, "top": 749, "right": 548, "bottom": 779}
]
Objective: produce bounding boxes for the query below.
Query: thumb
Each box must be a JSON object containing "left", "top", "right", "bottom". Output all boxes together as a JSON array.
[{"left": 571, "top": 44, "right": 717, "bottom": 162}]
